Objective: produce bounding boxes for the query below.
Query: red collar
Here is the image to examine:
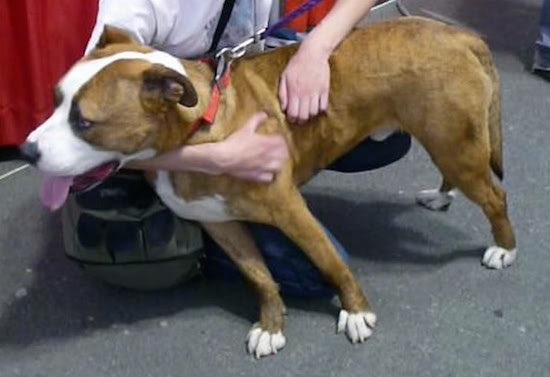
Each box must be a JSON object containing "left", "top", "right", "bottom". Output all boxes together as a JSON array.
[{"left": 187, "top": 61, "right": 231, "bottom": 138}]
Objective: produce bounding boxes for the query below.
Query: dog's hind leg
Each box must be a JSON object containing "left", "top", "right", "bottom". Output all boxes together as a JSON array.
[
  {"left": 201, "top": 221, "right": 286, "bottom": 358},
  {"left": 456, "top": 172, "right": 516, "bottom": 269},
  {"left": 269, "top": 190, "right": 377, "bottom": 344},
  {"left": 416, "top": 178, "right": 457, "bottom": 211},
  {"left": 425, "top": 142, "right": 517, "bottom": 269}
]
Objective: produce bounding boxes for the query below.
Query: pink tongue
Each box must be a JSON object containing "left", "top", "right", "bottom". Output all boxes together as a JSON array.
[{"left": 40, "top": 174, "right": 74, "bottom": 211}]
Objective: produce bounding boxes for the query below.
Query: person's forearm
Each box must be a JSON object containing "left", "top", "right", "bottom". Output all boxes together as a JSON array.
[
  {"left": 126, "top": 143, "right": 222, "bottom": 174},
  {"left": 123, "top": 112, "right": 289, "bottom": 182},
  {"left": 301, "top": 0, "right": 378, "bottom": 58}
]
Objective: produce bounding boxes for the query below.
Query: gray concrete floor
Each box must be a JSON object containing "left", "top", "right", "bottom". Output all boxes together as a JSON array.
[{"left": 1, "top": 0, "right": 549, "bottom": 376}]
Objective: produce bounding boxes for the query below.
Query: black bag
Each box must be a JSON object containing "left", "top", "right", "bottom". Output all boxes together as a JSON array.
[{"left": 62, "top": 170, "right": 203, "bottom": 290}]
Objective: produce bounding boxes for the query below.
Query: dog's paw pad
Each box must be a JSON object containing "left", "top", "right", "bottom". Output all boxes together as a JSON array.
[
  {"left": 416, "top": 189, "right": 456, "bottom": 211},
  {"left": 337, "top": 310, "right": 376, "bottom": 343},
  {"left": 246, "top": 325, "right": 286, "bottom": 359},
  {"left": 482, "top": 246, "right": 517, "bottom": 269}
]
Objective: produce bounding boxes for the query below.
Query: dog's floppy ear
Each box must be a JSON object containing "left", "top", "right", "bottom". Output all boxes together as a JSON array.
[
  {"left": 96, "top": 25, "right": 136, "bottom": 48},
  {"left": 140, "top": 63, "right": 199, "bottom": 111}
]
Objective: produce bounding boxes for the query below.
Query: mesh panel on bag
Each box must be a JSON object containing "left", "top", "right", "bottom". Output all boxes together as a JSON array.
[{"left": 62, "top": 171, "right": 203, "bottom": 290}]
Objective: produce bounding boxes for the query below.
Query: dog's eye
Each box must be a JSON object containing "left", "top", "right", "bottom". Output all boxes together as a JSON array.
[
  {"left": 75, "top": 118, "right": 94, "bottom": 131},
  {"left": 69, "top": 100, "right": 95, "bottom": 132}
]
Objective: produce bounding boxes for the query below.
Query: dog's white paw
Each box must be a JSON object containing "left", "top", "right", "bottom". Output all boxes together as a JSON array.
[
  {"left": 246, "top": 325, "right": 286, "bottom": 359},
  {"left": 337, "top": 310, "right": 377, "bottom": 343},
  {"left": 416, "top": 189, "right": 456, "bottom": 211},
  {"left": 482, "top": 246, "right": 517, "bottom": 269}
]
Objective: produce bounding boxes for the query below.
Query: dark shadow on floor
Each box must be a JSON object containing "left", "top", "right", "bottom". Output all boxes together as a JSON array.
[
  {"left": 305, "top": 191, "right": 485, "bottom": 265},
  {"left": 0, "top": 188, "right": 485, "bottom": 347}
]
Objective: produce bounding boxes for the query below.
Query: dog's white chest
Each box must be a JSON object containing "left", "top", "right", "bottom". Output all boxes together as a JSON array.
[{"left": 154, "top": 171, "right": 235, "bottom": 222}]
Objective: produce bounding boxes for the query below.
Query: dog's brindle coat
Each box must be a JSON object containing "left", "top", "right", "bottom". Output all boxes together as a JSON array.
[{"left": 27, "top": 17, "right": 516, "bottom": 357}]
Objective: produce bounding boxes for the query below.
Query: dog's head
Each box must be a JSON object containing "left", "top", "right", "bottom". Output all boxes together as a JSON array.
[{"left": 20, "top": 26, "right": 199, "bottom": 210}]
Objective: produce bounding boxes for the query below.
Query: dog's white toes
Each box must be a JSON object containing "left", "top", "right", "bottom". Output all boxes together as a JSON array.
[
  {"left": 246, "top": 325, "right": 286, "bottom": 359},
  {"left": 416, "top": 189, "right": 456, "bottom": 211},
  {"left": 482, "top": 246, "right": 517, "bottom": 269},
  {"left": 337, "top": 310, "right": 377, "bottom": 344}
]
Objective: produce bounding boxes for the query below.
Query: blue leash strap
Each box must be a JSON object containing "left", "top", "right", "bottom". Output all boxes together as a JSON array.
[
  {"left": 215, "top": 0, "right": 327, "bottom": 59},
  {"left": 265, "top": 0, "right": 327, "bottom": 38}
]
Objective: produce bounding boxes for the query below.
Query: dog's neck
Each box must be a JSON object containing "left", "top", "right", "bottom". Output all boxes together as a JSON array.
[
  {"left": 153, "top": 59, "right": 239, "bottom": 152},
  {"left": 152, "top": 45, "right": 298, "bottom": 153}
]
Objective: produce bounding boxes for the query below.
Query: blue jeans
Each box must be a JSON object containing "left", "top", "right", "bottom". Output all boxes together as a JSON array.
[{"left": 534, "top": 0, "right": 550, "bottom": 70}]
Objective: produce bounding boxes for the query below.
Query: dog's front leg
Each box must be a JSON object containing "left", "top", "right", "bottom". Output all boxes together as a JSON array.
[
  {"left": 270, "top": 190, "right": 377, "bottom": 344},
  {"left": 201, "top": 221, "right": 286, "bottom": 358}
]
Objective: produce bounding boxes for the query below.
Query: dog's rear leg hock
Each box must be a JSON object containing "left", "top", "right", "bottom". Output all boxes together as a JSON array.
[
  {"left": 433, "top": 162, "right": 517, "bottom": 269},
  {"left": 476, "top": 184, "right": 517, "bottom": 269},
  {"left": 416, "top": 178, "right": 456, "bottom": 211},
  {"left": 271, "top": 193, "right": 377, "bottom": 344},
  {"left": 202, "top": 222, "right": 286, "bottom": 358}
]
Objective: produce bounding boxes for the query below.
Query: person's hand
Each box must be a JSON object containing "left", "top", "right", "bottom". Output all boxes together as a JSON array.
[
  {"left": 216, "top": 112, "right": 289, "bottom": 182},
  {"left": 279, "top": 43, "right": 330, "bottom": 124}
]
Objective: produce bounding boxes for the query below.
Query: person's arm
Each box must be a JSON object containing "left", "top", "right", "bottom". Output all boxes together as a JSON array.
[
  {"left": 85, "top": 0, "right": 157, "bottom": 54},
  {"left": 279, "top": 0, "right": 379, "bottom": 123},
  {"left": 127, "top": 112, "right": 289, "bottom": 182}
]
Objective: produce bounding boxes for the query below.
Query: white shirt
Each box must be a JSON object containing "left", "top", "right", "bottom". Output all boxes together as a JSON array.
[{"left": 86, "top": 0, "right": 272, "bottom": 58}]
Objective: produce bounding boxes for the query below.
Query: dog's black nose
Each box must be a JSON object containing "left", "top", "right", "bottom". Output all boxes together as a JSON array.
[{"left": 19, "top": 141, "right": 41, "bottom": 165}]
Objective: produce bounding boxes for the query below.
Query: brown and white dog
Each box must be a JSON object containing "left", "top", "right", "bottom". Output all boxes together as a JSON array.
[{"left": 21, "top": 17, "right": 517, "bottom": 358}]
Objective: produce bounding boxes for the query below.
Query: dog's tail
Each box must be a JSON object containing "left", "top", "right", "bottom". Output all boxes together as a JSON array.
[
  {"left": 466, "top": 34, "right": 504, "bottom": 181},
  {"left": 485, "top": 55, "right": 504, "bottom": 181}
]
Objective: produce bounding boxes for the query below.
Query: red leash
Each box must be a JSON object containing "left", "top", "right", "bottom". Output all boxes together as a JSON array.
[
  {"left": 187, "top": 61, "right": 232, "bottom": 137},
  {"left": 187, "top": 0, "right": 328, "bottom": 137}
]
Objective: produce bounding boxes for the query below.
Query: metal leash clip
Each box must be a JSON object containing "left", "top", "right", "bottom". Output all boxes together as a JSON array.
[
  {"left": 213, "top": 28, "right": 267, "bottom": 84},
  {"left": 213, "top": 48, "right": 232, "bottom": 84},
  {"left": 211, "top": 0, "right": 325, "bottom": 84}
]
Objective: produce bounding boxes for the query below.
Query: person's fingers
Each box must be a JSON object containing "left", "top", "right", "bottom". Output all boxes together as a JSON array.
[
  {"left": 287, "top": 96, "right": 300, "bottom": 123},
  {"left": 263, "top": 144, "right": 289, "bottom": 169},
  {"left": 264, "top": 156, "right": 284, "bottom": 172},
  {"left": 277, "top": 140, "right": 290, "bottom": 160},
  {"left": 258, "top": 172, "right": 275, "bottom": 182},
  {"left": 238, "top": 171, "right": 274, "bottom": 182},
  {"left": 320, "top": 91, "right": 329, "bottom": 113},
  {"left": 279, "top": 77, "right": 288, "bottom": 111},
  {"left": 244, "top": 112, "right": 269, "bottom": 133},
  {"left": 297, "top": 99, "right": 310, "bottom": 125},
  {"left": 309, "top": 94, "right": 320, "bottom": 118}
]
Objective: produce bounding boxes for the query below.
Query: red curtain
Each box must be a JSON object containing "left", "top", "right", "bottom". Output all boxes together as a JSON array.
[{"left": 0, "top": 0, "right": 98, "bottom": 146}]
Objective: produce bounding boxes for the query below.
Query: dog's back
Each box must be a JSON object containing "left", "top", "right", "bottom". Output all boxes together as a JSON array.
[{"left": 227, "top": 17, "right": 499, "bottom": 185}]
